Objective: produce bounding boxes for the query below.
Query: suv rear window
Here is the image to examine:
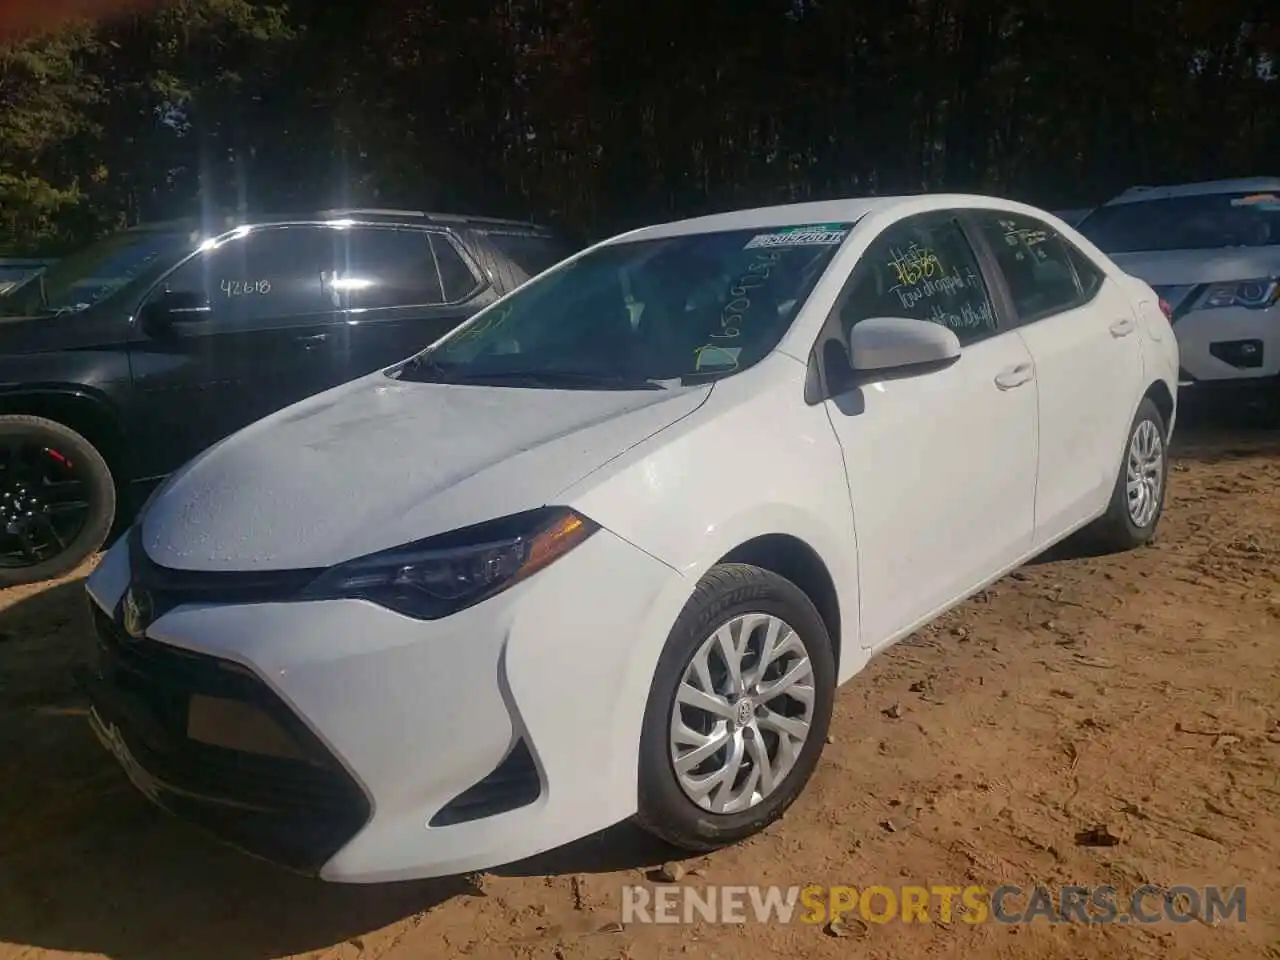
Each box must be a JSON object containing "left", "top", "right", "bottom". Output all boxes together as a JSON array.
[
  {"left": 1077, "top": 191, "right": 1280, "bottom": 253},
  {"left": 484, "top": 231, "right": 575, "bottom": 279}
]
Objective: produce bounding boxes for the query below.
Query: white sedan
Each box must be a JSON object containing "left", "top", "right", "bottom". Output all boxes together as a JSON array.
[{"left": 82, "top": 194, "right": 1178, "bottom": 883}]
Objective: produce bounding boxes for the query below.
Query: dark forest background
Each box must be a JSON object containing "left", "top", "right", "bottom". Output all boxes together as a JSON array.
[{"left": 1, "top": 0, "right": 1277, "bottom": 254}]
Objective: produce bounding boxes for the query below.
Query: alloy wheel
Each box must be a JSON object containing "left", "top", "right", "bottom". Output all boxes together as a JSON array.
[
  {"left": 668, "top": 613, "right": 816, "bottom": 814},
  {"left": 0, "top": 439, "right": 93, "bottom": 568},
  {"left": 1125, "top": 419, "right": 1164, "bottom": 529}
]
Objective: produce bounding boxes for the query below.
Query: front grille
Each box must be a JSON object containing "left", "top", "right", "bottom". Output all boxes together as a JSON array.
[
  {"left": 87, "top": 605, "right": 371, "bottom": 874},
  {"left": 126, "top": 525, "right": 320, "bottom": 623}
]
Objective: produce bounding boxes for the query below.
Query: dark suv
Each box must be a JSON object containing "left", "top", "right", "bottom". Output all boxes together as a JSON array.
[{"left": 0, "top": 209, "right": 576, "bottom": 586}]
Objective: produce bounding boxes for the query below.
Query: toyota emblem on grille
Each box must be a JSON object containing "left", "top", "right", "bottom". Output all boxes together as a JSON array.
[{"left": 121, "top": 587, "right": 153, "bottom": 639}]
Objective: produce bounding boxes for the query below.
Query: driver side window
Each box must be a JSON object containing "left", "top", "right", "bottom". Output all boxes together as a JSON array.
[
  {"left": 840, "top": 213, "right": 998, "bottom": 347},
  {"left": 151, "top": 227, "right": 336, "bottom": 331}
]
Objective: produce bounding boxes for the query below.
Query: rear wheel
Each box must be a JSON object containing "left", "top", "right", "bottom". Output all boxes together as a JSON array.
[
  {"left": 1089, "top": 397, "right": 1168, "bottom": 552},
  {"left": 0, "top": 415, "right": 115, "bottom": 588},
  {"left": 635, "top": 563, "right": 835, "bottom": 851}
]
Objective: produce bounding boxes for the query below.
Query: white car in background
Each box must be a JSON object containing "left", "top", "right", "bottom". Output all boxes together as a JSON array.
[
  {"left": 1051, "top": 208, "right": 1094, "bottom": 227},
  {"left": 82, "top": 194, "right": 1177, "bottom": 883},
  {"left": 1076, "top": 178, "right": 1280, "bottom": 399}
]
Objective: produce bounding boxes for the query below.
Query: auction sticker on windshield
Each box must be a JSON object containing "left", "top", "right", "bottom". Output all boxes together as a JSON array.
[
  {"left": 1229, "top": 193, "right": 1280, "bottom": 211},
  {"left": 694, "top": 344, "right": 743, "bottom": 371},
  {"left": 744, "top": 224, "right": 850, "bottom": 249}
]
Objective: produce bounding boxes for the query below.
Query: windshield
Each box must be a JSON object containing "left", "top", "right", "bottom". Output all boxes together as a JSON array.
[
  {"left": 483, "top": 230, "right": 577, "bottom": 279},
  {"left": 398, "top": 222, "right": 853, "bottom": 386},
  {"left": 1077, "top": 192, "right": 1280, "bottom": 254},
  {"left": 0, "top": 229, "right": 190, "bottom": 316}
]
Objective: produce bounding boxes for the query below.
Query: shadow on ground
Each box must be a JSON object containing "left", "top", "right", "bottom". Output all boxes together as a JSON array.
[
  {"left": 1025, "top": 397, "right": 1280, "bottom": 566},
  {"left": 0, "top": 579, "right": 667, "bottom": 960},
  {"left": 1171, "top": 390, "right": 1280, "bottom": 462},
  {"left": 495, "top": 822, "right": 676, "bottom": 878}
]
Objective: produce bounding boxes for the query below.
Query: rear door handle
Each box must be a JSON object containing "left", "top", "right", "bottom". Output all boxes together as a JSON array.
[
  {"left": 1110, "top": 317, "right": 1136, "bottom": 337},
  {"left": 295, "top": 333, "right": 329, "bottom": 348},
  {"left": 994, "top": 362, "right": 1033, "bottom": 390}
]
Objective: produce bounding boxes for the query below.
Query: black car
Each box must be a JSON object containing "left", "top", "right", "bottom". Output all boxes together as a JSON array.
[{"left": 0, "top": 208, "right": 576, "bottom": 586}]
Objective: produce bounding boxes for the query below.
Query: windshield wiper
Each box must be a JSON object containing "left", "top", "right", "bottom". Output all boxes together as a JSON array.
[
  {"left": 679, "top": 367, "right": 738, "bottom": 385},
  {"left": 393, "top": 352, "right": 669, "bottom": 389},
  {"left": 395, "top": 354, "right": 463, "bottom": 380},
  {"left": 434, "top": 369, "right": 666, "bottom": 390}
]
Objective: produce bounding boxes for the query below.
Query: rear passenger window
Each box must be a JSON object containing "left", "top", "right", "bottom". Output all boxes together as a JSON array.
[
  {"left": 1065, "top": 242, "right": 1104, "bottom": 302},
  {"left": 973, "top": 213, "right": 1087, "bottom": 322},
  {"left": 838, "top": 212, "right": 998, "bottom": 346},
  {"left": 430, "top": 235, "right": 480, "bottom": 302},
  {"left": 330, "top": 228, "right": 443, "bottom": 309}
]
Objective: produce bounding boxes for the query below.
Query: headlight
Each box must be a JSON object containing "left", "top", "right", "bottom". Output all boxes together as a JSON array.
[
  {"left": 300, "top": 507, "right": 598, "bottom": 619},
  {"left": 1195, "top": 278, "right": 1279, "bottom": 311}
]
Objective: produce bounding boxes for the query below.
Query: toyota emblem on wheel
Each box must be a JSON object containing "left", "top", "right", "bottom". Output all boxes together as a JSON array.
[{"left": 121, "top": 587, "right": 153, "bottom": 639}]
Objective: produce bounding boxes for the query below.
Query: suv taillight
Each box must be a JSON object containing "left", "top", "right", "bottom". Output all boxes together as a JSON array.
[{"left": 1158, "top": 298, "right": 1173, "bottom": 320}]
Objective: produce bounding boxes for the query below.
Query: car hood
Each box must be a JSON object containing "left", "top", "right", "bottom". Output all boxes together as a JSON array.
[
  {"left": 0, "top": 308, "right": 123, "bottom": 355},
  {"left": 1109, "top": 247, "right": 1280, "bottom": 286},
  {"left": 140, "top": 373, "right": 711, "bottom": 571}
]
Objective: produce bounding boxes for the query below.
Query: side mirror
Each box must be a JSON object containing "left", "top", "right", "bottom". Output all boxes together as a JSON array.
[
  {"left": 846, "top": 316, "right": 961, "bottom": 378},
  {"left": 138, "top": 289, "right": 211, "bottom": 335}
]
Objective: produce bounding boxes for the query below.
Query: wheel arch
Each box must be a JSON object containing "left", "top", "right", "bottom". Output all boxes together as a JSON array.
[
  {"left": 1142, "top": 378, "right": 1175, "bottom": 439},
  {"left": 716, "top": 533, "right": 844, "bottom": 676},
  {"left": 0, "top": 387, "right": 133, "bottom": 500}
]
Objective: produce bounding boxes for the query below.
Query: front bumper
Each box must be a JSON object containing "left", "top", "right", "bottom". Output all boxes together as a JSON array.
[
  {"left": 83, "top": 523, "right": 684, "bottom": 882},
  {"left": 1173, "top": 304, "right": 1280, "bottom": 382},
  {"left": 1177, "top": 371, "right": 1279, "bottom": 399},
  {"left": 80, "top": 607, "right": 371, "bottom": 874}
]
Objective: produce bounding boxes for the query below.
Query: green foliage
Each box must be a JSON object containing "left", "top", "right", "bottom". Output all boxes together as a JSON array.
[
  {"left": 0, "top": 28, "right": 99, "bottom": 253},
  {"left": 0, "top": 0, "right": 293, "bottom": 253},
  {"left": 0, "top": 0, "right": 1277, "bottom": 253}
]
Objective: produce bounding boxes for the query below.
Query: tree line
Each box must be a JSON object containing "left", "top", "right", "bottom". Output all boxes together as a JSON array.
[{"left": 1, "top": 0, "right": 1277, "bottom": 254}]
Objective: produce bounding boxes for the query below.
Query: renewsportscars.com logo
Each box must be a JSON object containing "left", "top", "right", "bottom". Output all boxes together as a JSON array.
[{"left": 621, "top": 884, "right": 1248, "bottom": 926}]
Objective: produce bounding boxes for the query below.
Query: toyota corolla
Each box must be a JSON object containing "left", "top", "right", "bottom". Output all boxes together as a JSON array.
[{"left": 82, "top": 194, "right": 1178, "bottom": 882}]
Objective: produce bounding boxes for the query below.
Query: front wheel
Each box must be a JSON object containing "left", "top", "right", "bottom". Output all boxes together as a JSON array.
[
  {"left": 0, "top": 415, "right": 116, "bottom": 588},
  {"left": 635, "top": 563, "right": 836, "bottom": 852},
  {"left": 1089, "top": 397, "right": 1169, "bottom": 552}
]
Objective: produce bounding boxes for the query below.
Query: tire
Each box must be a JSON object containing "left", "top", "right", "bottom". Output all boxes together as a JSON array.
[
  {"left": 1089, "top": 397, "right": 1168, "bottom": 552},
  {"left": 0, "top": 415, "right": 116, "bottom": 588},
  {"left": 635, "top": 563, "right": 836, "bottom": 852}
]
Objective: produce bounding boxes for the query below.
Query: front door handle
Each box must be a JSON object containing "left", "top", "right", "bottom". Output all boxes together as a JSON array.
[
  {"left": 994, "top": 362, "right": 1034, "bottom": 390},
  {"left": 295, "top": 333, "right": 329, "bottom": 348},
  {"left": 1109, "top": 317, "right": 1136, "bottom": 337}
]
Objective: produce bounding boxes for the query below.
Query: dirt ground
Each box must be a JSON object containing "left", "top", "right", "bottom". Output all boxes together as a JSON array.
[{"left": 1, "top": 418, "right": 1279, "bottom": 960}]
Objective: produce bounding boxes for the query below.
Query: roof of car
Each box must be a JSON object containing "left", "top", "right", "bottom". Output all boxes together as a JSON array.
[
  {"left": 1102, "top": 177, "right": 1280, "bottom": 205},
  {"left": 125, "top": 209, "right": 555, "bottom": 235},
  {"left": 608, "top": 193, "right": 1058, "bottom": 245}
]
